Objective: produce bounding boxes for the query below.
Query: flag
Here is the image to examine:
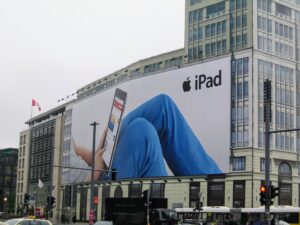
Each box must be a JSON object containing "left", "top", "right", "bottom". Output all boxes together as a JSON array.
[
  {"left": 38, "top": 178, "right": 44, "bottom": 189},
  {"left": 32, "top": 99, "right": 42, "bottom": 111}
]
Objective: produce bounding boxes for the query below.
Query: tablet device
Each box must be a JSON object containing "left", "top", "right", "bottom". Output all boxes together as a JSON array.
[{"left": 102, "top": 88, "right": 127, "bottom": 174}]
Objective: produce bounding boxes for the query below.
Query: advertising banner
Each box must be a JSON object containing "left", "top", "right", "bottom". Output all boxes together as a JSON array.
[{"left": 64, "top": 57, "right": 231, "bottom": 183}]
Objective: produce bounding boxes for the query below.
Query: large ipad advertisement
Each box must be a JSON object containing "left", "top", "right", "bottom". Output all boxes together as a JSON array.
[{"left": 65, "top": 57, "right": 231, "bottom": 183}]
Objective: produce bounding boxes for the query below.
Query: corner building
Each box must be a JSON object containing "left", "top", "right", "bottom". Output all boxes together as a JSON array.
[
  {"left": 185, "top": 0, "right": 300, "bottom": 207},
  {"left": 23, "top": 0, "right": 300, "bottom": 222}
]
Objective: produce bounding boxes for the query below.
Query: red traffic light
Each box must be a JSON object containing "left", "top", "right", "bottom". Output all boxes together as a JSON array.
[{"left": 260, "top": 185, "right": 266, "bottom": 193}]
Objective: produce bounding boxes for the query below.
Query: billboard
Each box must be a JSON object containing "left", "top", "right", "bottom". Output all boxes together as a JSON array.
[{"left": 65, "top": 57, "right": 231, "bottom": 183}]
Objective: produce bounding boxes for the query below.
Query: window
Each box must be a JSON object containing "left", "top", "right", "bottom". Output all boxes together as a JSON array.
[
  {"left": 279, "top": 162, "right": 292, "bottom": 176},
  {"left": 150, "top": 183, "right": 165, "bottom": 198},
  {"left": 207, "top": 1, "right": 225, "bottom": 16},
  {"left": 205, "top": 25, "right": 211, "bottom": 37},
  {"left": 275, "top": 3, "right": 292, "bottom": 18},
  {"left": 232, "top": 157, "right": 246, "bottom": 171},
  {"left": 189, "top": 182, "right": 200, "bottom": 208}
]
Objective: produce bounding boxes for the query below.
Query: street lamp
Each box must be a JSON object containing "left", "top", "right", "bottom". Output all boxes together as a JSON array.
[{"left": 3, "top": 197, "right": 7, "bottom": 213}]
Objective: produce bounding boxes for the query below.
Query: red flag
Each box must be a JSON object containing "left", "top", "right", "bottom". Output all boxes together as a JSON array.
[{"left": 32, "top": 99, "right": 42, "bottom": 111}]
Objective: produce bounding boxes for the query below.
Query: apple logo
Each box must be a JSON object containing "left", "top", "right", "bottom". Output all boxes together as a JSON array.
[{"left": 182, "top": 77, "right": 191, "bottom": 92}]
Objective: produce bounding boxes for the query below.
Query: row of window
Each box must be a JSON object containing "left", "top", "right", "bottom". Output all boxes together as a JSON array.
[
  {"left": 231, "top": 34, "right": 248, "bottom": 50},
  {"left": 230, "top": 14, "right": 247, "bottom": 31},
  {"left": 257, "top": 16, "right": 272, "bottom": 33},
  {"left": 165, "top": 57, "right": 183, "bottom": 68},
  {"left": 64, "top": 124, "right": 71, "bottom": 138},
  {"left": 232, "top": 157, "right": 294, "bottom": 174},
  {"left": 0, "top": 176, "right": 15, "bottom": 186},
  {"left": 205, "top": 20, "right": 227, "bottom": 38},
  {"left": 257, "top": 0, "right": 272, "bottom": 13},
  {"left": 31, "top": 123, "right": 55, "bottom": 140},
  {"left": 275, "top": 41, "right": 294, "bottom": 59},
  {"left": 19, "top": 134, "right": 27, "bottom": 145},
  {"left": 188, "top": 8, "right": 203, "bottom": 25},
  {"left": 231, "top": 129, "right": 249, "bottom": 147},
  {"left": 232, "top": 57, "right": 249, "bottom": 77},
  {"left": 31, "top": 152, "right": 51, "bottom": 167},
  {"left": 0, "top": 165, "right": 16, "bottom": 175},
  {"left": 232, "top": 82, "right": 249, "bottom": 100},
  {"left": 29, "top": 166, "right": 51, "bottom": 180},
  {"left": 64, "top": 109, "right": 72, "bottom": 122},
  {"left": 205, "top": 39, "right": 227, "bottom": 57},
  {"left": 144, "top": 62, "right": 162, "bottom": 74},
  {"left": 275, "top": 3, "right": 292, "bottom": 18},
  {"left": 230, "top": 0, "right": 247, "bottom": 11},
  {"left": 18, "top": 158, "right": 25, "bottom": 169},
  {"left": 275, "top": 87, "right": 294, "bottom": 106},
  {"left": 276, "top": 134, "right": 295, "bottom": 150},
  {"left": 19, "top": 146, "right": 26, "bottom": 158},
  {"left": 275, "top": 22, "right": 293, "bottom": 40},
  {"left": 257, "top": 35, "right": 272, "bottom": 53}
]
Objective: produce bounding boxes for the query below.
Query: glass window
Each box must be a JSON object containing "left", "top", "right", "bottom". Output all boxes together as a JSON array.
[
  {"left": 236, "top": 35, "right": 242, "bottom": 48},
  {"left": 207, "top": 1, "right": 226, "bottom": 16},
  {"left": 236, "top": 15, "right": 242, "bottom": 28},
  {"left": 217, "top": 41, "right": 222, "bottom": 53},
  {"left": 205, "top": 44, "right": 211, "bottom": 56},
  {"left": 237, "top": 0, "right": 242, "bottom": 9},
  {"left": 222, "top": 39, "right": 227, "bottom": 52},
  {"left": 237, "top": 59, "right": 243, "bottom": 75},
  {"left": 211, "top": 23, "right": 216, "bottom": 36},
  {"left": 198, "top": 26, "right": 202, "bottom": 40},
  {"left": 193, "top": 10, "right": 198, "bottom": 23},
  {"left": 211, "top": 42, "right": 216, "bottom": 55},
  {"left": 217, "top": 22, "right": 222, "bottom": 35},
  {"left": 242, "top": 34, "right": 247, "bottom": 47},
  {"left": 222, "top": 20, "right": 227, "bottom": 33},
  {"left": 230, "top": 0, "right": 235, "bottom": 11},
  {"left": 243, "top": 82, "right": 248, "bottom": 98},
  {"left": 232, "top": 157, "right": 246, "bottom": 171},
  {"left": 205, "top": 25, "right": 211, "bottom": 37},
  {"left": 243, "top": 57, "right": 249, "bottom": 75},
  {"left": 242, "top": 14, "right": 247, "bottom": 28}
]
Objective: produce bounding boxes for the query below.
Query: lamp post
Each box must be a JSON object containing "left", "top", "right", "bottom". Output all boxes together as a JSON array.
[
  {"left": 3, "top": 197, "right": 7, "bottom": 213},
  {"left": 89, "top": 122, "right": 98, "bottom": 225}
]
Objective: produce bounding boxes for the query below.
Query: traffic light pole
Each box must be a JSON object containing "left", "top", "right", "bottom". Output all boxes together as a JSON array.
[{"left": 264, "top": 80, "right": 271, "bottom": 225}]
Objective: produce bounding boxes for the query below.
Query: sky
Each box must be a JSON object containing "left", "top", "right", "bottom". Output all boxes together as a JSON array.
[{"left": 0, "top": 0, "right": 185, "bottom": 149}]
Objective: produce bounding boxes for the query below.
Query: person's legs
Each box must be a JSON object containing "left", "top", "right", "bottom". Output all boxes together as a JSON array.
[
  {"left": 119, "top": 94, "right": 222, "bottom": 175},
  {"left": 112, "top": 117, "right": 168, "bottom": 179}
]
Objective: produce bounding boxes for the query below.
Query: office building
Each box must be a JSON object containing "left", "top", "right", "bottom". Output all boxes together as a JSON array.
[
  {"left": 0, "top": 148, "right": 18, "bottom": 213},
  {"left": 22, "top": 0, "right": 300, "bottom": 222}
]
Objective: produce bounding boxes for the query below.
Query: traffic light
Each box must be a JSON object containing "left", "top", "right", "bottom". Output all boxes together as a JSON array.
[
  {"left": 47, "top": 196, "right": 56, "bottom": 208},
  {"left": 259, "top": 185, "right": 267, "bottom": 205},
  {"left": 194, "top": 201, "right": 203, "bottom": 211},
  {"left": 50, "top": 196, "right": 56, "bottom": 208},
  {"left": 111, "top": 169, "right": 117, "bottom": 181},
  {"left": 270, "top": 185, "right": 279, "bottom": 200},
  {"left": 24, "top": 194, "right": 30, "bottom": 205}
]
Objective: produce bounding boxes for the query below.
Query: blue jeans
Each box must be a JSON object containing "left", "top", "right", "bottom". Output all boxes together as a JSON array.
[{"left": 111, "top": 94, "right": 222, "bottom": 179}]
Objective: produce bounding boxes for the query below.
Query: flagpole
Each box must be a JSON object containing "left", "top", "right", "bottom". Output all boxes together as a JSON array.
[{"left": 31, "top": 100, "right": 33, "bottom": 120}]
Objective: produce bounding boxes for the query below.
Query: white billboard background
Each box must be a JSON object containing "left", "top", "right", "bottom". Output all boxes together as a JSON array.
[{"left": 67, "top": 57, "right": 231, "bottom": 183}]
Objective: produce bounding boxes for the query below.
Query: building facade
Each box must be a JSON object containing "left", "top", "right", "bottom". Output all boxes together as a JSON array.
[
  {"left": 0, "top": 148, "right": 18, "bottom": 213},
  {"left": 20, "top": 0, "right": 300, "bottom": 222},
  {"left": 16, "top": 105, "right": 68, "bottom": 222},
  {"left": 15, "top": 130, "right": 30, "bottom": 214}
]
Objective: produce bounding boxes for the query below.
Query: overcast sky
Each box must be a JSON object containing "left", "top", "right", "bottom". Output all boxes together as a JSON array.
[{"left": 0, "top": 0, "right": 184, "bottom": 149}]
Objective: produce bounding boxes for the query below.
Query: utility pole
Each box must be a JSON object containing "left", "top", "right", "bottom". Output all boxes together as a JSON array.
[
  {"left": 89, "top": 122, "right": 98, "bottom": 225},
  {"left": 264, "top": 80, "right": 272, "bottom": 225}
]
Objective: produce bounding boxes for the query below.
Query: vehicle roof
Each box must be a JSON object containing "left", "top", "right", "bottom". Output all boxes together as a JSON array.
[{"left": 241, "top": 206, "right": 300, "bottom": 213}]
